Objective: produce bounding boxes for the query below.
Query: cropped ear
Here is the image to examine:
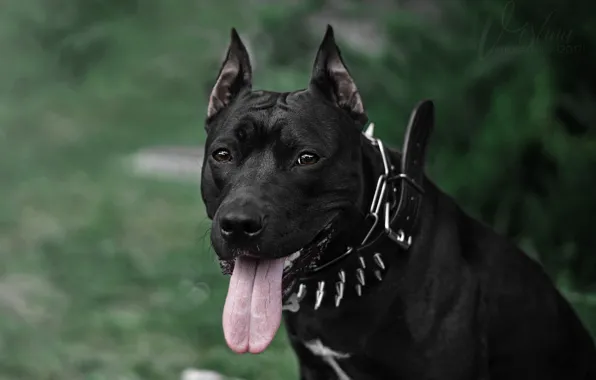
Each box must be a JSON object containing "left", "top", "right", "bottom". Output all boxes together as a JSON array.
[
  {"left": 309, "top": 25, "right": 367, "bottom": 126},
  {"left": 207, "top": 28, "right": 252, "bottom": 120}
]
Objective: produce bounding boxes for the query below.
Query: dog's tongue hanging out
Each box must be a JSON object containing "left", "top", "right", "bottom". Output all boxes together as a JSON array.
[{"left": 223, "top": 256, "right": 285, "bottom": 354}]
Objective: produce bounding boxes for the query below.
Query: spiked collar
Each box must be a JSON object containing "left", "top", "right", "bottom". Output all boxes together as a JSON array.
[{"left": 283, "top": 100, "right": 435, "bottom": 312}]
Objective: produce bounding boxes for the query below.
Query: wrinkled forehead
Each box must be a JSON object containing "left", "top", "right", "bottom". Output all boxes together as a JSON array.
[{"left": 210, "top": 90, "right": 342, "bottom": 149}]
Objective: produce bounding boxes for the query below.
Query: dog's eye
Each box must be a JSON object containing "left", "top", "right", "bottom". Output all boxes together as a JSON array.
[
  {"left": 296, "top": 152, "right": 319, "bottom": 166},
  {"left": 212, "top": 148, "right": 232, "bottom": 163}
]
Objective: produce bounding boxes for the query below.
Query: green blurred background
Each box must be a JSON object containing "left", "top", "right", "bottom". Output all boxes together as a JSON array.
[{"left": 1, "top": 0, "right": 595, "bottom": 379}]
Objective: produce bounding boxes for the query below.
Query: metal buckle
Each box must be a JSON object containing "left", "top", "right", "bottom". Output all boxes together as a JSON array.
[
  {"left": 359, "top": 134, "right": 418, "bottom": 249},
  {"left": 384, "top": 202, "right": 411, "bottom": 249}
]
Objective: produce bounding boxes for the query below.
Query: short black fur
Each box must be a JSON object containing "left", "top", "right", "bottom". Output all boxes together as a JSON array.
[{"left": 200, "top": 25, "right": 596, "bottom": 380}]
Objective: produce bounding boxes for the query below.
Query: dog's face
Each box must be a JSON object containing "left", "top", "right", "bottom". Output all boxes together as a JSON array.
[{"left": 201, "top": 26, "right": 368, "bottom": 293}]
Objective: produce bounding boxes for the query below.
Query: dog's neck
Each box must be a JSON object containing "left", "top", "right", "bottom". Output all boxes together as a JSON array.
[
  {"left": 283, "top": 137, "right": 407, "bottom": 311},
  {"left": 326, "top": 135, "right": 396, "bottom": 250},
  {"left": 284, "top": 102, "right": 434, "bottom": 312}
]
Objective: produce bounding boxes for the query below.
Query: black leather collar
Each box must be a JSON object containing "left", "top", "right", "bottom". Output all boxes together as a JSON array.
[{"left": 283, "top": 100, "right": 435, "bottom": 312}]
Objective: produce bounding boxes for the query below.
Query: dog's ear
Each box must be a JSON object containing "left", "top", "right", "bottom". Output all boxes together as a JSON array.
[
  {"left": 309, "top": 25, "right": 367, "bottom": 126},
  {"left": 207, "top": 28, "right": 252, "bottom": 120}
]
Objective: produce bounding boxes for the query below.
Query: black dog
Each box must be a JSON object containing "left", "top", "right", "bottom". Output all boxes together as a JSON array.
[{"left": 200, "top": 25, "right": 596, "bottom": 379}]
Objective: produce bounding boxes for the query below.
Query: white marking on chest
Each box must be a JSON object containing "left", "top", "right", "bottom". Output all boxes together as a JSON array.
[{"left": 304, "top": 339, "right": 352, "bottom": 380}]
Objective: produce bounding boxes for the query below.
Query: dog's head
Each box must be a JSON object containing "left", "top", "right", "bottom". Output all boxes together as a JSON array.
[
  {"left": 201, "top": 25, "right": 370, "bottom": 275},
  {"left": 201, "top": 25, "right": 376, "bottom": 353}
]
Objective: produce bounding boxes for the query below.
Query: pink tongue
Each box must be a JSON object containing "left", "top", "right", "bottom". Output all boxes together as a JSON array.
[{"left": 223, "top": 256, "right": 285, "bottom": 354}]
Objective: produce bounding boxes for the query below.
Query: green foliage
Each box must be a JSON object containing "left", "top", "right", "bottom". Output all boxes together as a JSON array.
[{"left": 1, "top": 0, "right": 595, "bottom": 379}]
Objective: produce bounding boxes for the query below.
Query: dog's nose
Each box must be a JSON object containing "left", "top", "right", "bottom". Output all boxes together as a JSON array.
[{"left": 219, "top": 210, "right": 264, "bottom": 241}]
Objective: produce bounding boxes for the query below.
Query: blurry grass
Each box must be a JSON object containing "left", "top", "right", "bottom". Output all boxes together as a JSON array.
[{"left": 0, "top": 123, "right": 298, "bottom": 379}]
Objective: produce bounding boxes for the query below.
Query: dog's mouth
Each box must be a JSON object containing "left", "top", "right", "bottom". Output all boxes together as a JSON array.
[
  {"left": 218, "top": 218, "right": 336, "bottom": 355},
  {"left": 218, "top": 221, "right": 334, "bottom": 290}
]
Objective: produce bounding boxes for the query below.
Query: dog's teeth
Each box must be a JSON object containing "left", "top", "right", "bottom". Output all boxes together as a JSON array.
[
  {"left": 315, "top": 281, "right": 325, "bottom": 310},
  {"left": 338, "top": 270, "right": 346, "bottom": 283},
  {"left": 356, "top": 268, "right": 365, "bottom": 286},
  {"left": 355, "top": 284, "right": 362, "bottom": 297},
  {"left": 373, "top": 253, "right": 385, "bottom": 270},
  {"left": 284, "top": 250, "right": 302, "bottom": 270},
  {"left": 358, "top": 256, "right": 366, "bottom": 269},
  {"left": 334, "top": 282, "right": 344, "bottom": 307},
  {"left": 297, "top": 283, "right": 307, "bottom": 301},
  {"left": 375, "top": 270, "right": 383, "bottom": 281}
]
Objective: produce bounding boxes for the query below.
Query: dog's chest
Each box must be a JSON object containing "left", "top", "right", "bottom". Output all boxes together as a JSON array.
[
  {"left": 284, "top": 305, "right": 385, "bottom": 376},
  {"left": 284, "top": 303, "right": 371, "bottom": 351},
  {"left": 289, "top": 322, "right": 395, "bottom": 380},
  {"left": 283, "top": 287, "right": 412, "bottom": 379}
]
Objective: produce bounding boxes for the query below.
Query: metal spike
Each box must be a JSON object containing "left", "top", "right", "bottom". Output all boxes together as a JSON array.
[
  {"left": 358, "top": 255, "right": 366, "bottom": 269},
  {"left": 407, "top": 236, "right": 413, "bottom": 246},
  {"left": 334, "top": 282, "right": 344, "bottom": 307},
  {"left": 314, "top": 281, "right": 325, "bottom": 310},
  {"left": 355, "top": 284, "right": 362, "bottom": 296},
  {"left": 334, "top": 294, "right": 342, "bottom": 307},
  {"left": 375, "top": 270, "right": 383, "bottom": 281},
  {"left": 297, "top": 283, "right": 307, "bottom": 301},
  {"left": 364, "top": 122, "right": 375, "bottom": 138},
  {"left": 338, "top": 270, "right": 346, "bottom": 283},
  {"left": 356, "top": 268, "right": 366, "bottom": 286},
  {"left": 373, "top": 253, "right": 385, "bottom": 270}
]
